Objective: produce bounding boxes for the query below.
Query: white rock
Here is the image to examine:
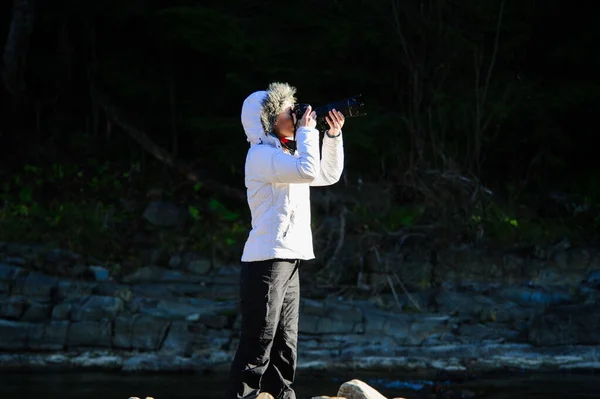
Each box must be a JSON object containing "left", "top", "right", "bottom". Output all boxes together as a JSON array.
[{"left": 338, "top": 379, "right": 387, "bottom": 399}]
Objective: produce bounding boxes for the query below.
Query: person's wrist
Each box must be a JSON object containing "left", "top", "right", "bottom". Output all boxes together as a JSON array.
[{"left": 326, "top": 130, "right": 341, "bottom": 138}]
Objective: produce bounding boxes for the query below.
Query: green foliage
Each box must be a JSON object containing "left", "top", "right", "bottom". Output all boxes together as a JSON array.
[
  {"left": 187, "top": 197, "right": 247, "bottom": 261},
  {"left": 0, "top": 161, "right": 136, "bottom": 258},
  {"left": 380, "top": 205, "right": 426, "bottom": 231},
  {"left": 1, "top": 0, "right": 600, "bottom": 265},
  {"left": 0, "top": 159, "right": 252, "bottom": 265},
  {"left": 467, "top": 197, "right": 590, "bottom": 247}
]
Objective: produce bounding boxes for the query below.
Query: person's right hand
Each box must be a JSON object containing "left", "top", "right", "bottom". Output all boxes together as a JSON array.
[{"left": 296, "top": 105, "right": 317, "bottom": 129}]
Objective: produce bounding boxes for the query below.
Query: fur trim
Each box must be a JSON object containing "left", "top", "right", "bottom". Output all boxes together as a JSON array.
[{"left": 260, "top": 82, "right": 297, "bottom": 135}]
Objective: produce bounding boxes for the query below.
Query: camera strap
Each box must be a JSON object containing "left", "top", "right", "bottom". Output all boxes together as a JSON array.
[{"left": 279, "top": 136, "right": 297, "bottom": 154}]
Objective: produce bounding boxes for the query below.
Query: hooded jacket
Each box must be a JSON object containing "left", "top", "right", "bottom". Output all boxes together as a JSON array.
[{"left": 240, "top": 82, "right": 344, "bottom": 262}]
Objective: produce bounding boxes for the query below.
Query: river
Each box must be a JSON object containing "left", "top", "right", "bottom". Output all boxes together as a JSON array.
[{"left": 0, "top": 371, "right": 598, "bottom": 398}]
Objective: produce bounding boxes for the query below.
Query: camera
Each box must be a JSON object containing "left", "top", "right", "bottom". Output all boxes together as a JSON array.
[{"left": 291, "top": 94, "right": 365, "bottom": 132}]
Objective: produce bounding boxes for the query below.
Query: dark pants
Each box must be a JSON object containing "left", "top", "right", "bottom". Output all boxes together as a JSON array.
[{"left": 228, "top": 259, "right": 300, "bottom": 399}]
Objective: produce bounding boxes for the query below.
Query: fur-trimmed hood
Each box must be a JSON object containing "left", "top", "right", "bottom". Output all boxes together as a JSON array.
[{"left": 241, "top": 82, "right": 297, "bottom": 146}]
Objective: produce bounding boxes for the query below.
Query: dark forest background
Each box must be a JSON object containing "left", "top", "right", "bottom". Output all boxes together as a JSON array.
[{"left": 1, "top": 0, "right": 599, "bottom": 282}]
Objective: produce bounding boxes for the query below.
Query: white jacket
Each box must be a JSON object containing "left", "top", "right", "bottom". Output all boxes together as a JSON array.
[{"left": 240, "top": 89, "right": 344, "bottom": 262}]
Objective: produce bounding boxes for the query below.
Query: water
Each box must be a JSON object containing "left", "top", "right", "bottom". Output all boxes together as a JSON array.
[{"left": 0, "top": 371, "right": 598, "bottom": 399}]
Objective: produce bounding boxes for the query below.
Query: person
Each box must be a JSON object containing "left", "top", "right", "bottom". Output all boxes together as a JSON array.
[{"left": 227, "top": 82, "right": 345, "bottom": 399}]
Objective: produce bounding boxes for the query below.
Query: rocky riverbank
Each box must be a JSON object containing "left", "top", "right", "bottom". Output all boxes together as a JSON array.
[{"left": 1, "top": 242, "right": 600, "bottom": 376}]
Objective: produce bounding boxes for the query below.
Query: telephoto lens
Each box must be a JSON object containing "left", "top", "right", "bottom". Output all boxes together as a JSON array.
[{"left": 291, "top": 94, "right": 365, "bottom": 132}]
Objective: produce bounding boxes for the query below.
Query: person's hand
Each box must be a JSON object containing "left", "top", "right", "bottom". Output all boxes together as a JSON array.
[
  {"left": 296, "top": 105, "right": 317, "bottom": 129},
  {"left": 325, "top": 109, "right": 345, "bottom": 136}
]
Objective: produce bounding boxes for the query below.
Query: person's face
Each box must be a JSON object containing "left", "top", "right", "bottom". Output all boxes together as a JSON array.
[{"left": 273, "top": 104, "right": 294, "bottom": 138}]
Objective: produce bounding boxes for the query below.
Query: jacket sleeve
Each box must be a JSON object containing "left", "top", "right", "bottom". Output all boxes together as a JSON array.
[
  {"left": 248, "top": 127, "right": 321, "bottom": 184},
  {"left": 310, "top": 132, "right": 344, "bottom": 187}
]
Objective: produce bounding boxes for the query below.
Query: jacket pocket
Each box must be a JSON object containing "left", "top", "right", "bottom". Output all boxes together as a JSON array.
[{"left": 281, "top": 210, "right": 295, "bottom": 239}]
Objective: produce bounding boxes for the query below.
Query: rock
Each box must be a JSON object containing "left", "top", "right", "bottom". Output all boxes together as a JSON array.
[
  {"left": 88, "top": 266, "right": 110, "bottom": 281},
  {"left": 337, "top": 379, "right": 387, "bottom": 399},
  {"left": 66, "top": 321, "right": 112, "bottom": 348},
  {"left": 161, "top": 321, "right": 194, "bottom": 355},
  {"left": 71, "top": 295, "right": 124, "bottom": 321},
  {"left": 0, "top": 281, "right": 9, "bottom": 297},
  {"left": 113, "top": 314, "right": 170, "bottom": 351},
  {"left": 140, "top": 248, "right": 170, "bottom": 267},
  {"left": 51, "top": 303, "right": 72, "bottom": 320},
  {"left": 67, "top": 264, "right": 90, "bottom": 278},
  {"left": 0, "top": 320, "right": 67, "bottom": 350},
  {"left": 216, "top": 264, "right": 240, "bottom": 275},
  {"left": 433, "top": 291, "right": 502, "bottom": 316},
  {"left": 17, "top": 272, "right": 58, "bottom": 301},
  {"left": 0, "top": 263, "right": 27, "bottom": 281},
  {"left": 528, "top": 304, "right": 600, "bottom": 345},
  {"left": 137, "top": 297, "right": 235, "bottom": 321},
  {"left": 457, "top": 322, "right": 520, "bottom": 343},
  {"left": 57, "top": 279, "right": 96, "bottom": 300},
  {"left": 130, "top": 280, "right": 235, "bottom": 301},
  {"left": 300, "top": 299, "right": 364, "bottom": 334},
  {"left": 498, "top": 286, "right": 573, "bottom": 307},
  {"left": 202, "top": 328, "right": 233, "bottom": 351},
  {"left": 530, "top": 268, "right": 575, "bottom": 286},
  {"left": 552, "top": 249, "right": 569, "bottom": 268},
  {"left": 139, "top": 298, "right": 203, "bottom": 319},
  {"left": 143, "top": 201, "right": 187, "bottom": 229},
  {"left": 31, "top": 321, "right": 69, "bottom": 350},
  {"left": 206, "top": 281, "right": 239, "bottom": 300},
  {"left": 129, "top": 284, "right": 176, "bottom": 300},
  {"left": 123, "top": 266, "right": 201, "bottom": 284},
  {"left": 579, "top": 286, "right": 600, "bottom": 304},
  {"left": 21, "top": 302, "right": 53, "bottom": 322},
  {"left": 186, "top": 257, "right": 212, "bottom": 275},
  {"left": 364, "top": 308, "right": 451, "bottom": 346},
  {"left": 40, "top": 247, "right": 81, "bottom": 264},
  {"left": 94, "top": 283, "right": 133, "bottom": 302},
  {"left": 3, "top": 257, "right": 26, "bottom": 266},
  {"left": 186, "top": 313, "right": 200, "bottom": 321},
  {"left": 334, "top": 335, "right": 399, "bottom": 359},
  {"left": 169, "top": 253, "right": 212, "bottom": 275},
  {"left": 185, "top": 312, "right": 228, "bottom": 328},
  {"left": 121, "top": 353, "right": 206, "bottom": 372},
  {"left": 113, "top": 315, "right": 134, "bottom": 348},
  {"left": 0, "top": 296, "right": 27, "bottom": 319},
  {"left": 4, "top": 243, "right": 36, "bottom": 256},
  {"left": 70, "top": 351, "right": 123, "bottom": 370},
  {"left": 582, "top": 270, "right": 600, "bottom": 288},
  {"left": 168, "top": 254, "right": 183, "bottom": 268}
]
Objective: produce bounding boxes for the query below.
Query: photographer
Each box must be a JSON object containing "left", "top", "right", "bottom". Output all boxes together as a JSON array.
[{"left": 228, "top": 82, "right": 345, "bottom": 399}]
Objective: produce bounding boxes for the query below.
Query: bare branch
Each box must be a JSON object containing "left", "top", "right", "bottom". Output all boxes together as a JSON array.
[
  {"left": 393, "top": 272, "right": 422, "bottom": 312},
  {"left": 327, "top": 207, "right": 348, "bottom": 282},
  {"left": 92, "top": 87, "right": 247, "bottom": 202},
  {"left": 391, "top": 0, "right": 412, "bottom": 66},
  {"left": 2, "top": 0, "right": 36, "bottom": 96},
  {"left": 482, "top": 0, "right": 506, "bottom": 110},
  {"left": 387, "top": 275, "right": 403, "bottom": 309}
]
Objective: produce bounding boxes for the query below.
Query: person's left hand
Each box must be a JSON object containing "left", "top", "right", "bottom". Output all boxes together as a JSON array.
[{"left": 325, "top": 109, "right": 345, "bottom": 136}]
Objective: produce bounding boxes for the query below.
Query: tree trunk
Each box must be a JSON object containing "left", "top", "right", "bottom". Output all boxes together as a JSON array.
[{"left": 2, "top": 0, "right": 36, "bottom": 97}]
